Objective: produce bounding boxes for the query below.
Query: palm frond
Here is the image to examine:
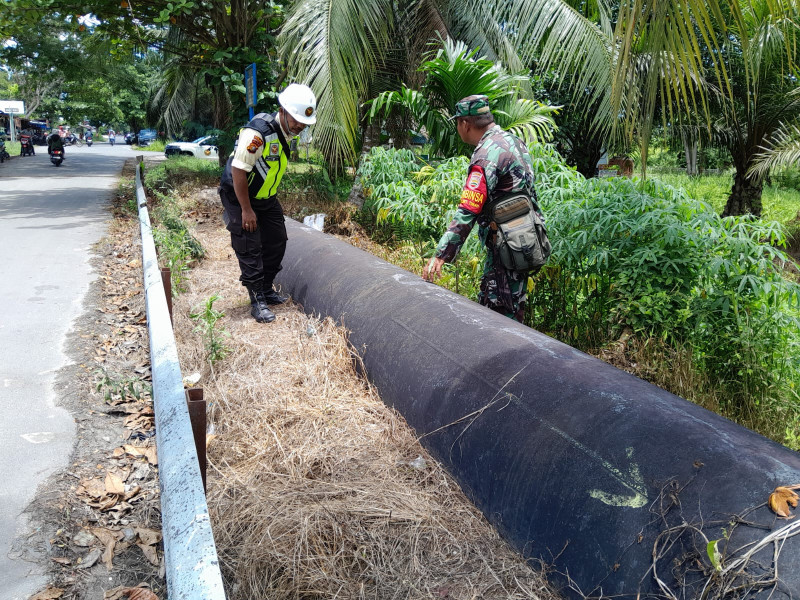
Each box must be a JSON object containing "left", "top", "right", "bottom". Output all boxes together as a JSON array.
[
  {"left": 279, "top": 0, "right": 395, "bottom": 170},
  {"left": 497, "top": 98, "right": 560, "bottom": 144},
  {"left": 750, "top": 120, "right": 800, "bottom": 178},
  {"left": 494, "top": 0, "right": 613, "bottom": 124}
]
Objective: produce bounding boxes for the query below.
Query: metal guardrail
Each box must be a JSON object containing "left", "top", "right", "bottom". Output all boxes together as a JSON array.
[{"left": 135, "top": 160, "right": 227, "bottom": 599}]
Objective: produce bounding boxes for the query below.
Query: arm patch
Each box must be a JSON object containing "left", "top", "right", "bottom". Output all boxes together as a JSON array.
[
  {"left": 458, "top": 166, "right": 488, "bottom": 214},
  {"left": 246, "top": 136, "right": 264, "bottom": 154}
]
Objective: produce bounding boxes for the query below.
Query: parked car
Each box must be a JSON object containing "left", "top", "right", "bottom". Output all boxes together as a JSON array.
[
  {"left": 136, "top": 129, "right": 158, "bottom": 146},
  {"left": 164, "top": 135, "right": 219, "bottom": 160}
]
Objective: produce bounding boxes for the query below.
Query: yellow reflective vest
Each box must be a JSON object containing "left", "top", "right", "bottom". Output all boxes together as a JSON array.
[{"left": 222, "top": 112, "right": 290, "bottom": 201}]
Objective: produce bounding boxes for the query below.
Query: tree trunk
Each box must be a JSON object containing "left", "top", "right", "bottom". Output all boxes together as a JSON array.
[
  {"left": 683, "top": 135, "right": 698, "bottom": 176},
  {"left": 574, "top": 147, "right": 604, "bottom": 178},
  {"left": 722, "top": 166, "right": 763, "bottom": 217},
  {"left": 211, "top": 82, "right": 232, "bottom": 167}
]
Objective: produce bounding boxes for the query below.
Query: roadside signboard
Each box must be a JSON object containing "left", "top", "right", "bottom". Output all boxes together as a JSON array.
[{"left": 0, "top": 101, "right": 25, "bottom": 142}]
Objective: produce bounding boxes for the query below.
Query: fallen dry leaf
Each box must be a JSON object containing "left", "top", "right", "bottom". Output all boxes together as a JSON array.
[
  {"left": 768, "top": 484, "right": 800, "bottom": 518},
  {"left": 123, "top": 484, "right": 141, "bottom": 500},
  {"left": 78, "top": 477, "right": 108, "bottom": 499},
  {"left": 104, "top": 585, "right": 158, "bottom": 600},
  {"left": 137, "top": 543, "right": 160, "bottom": 565},
  {"left": 127, "top": 589, "right": 159, "bottom": 600},
  {"left": 136, "top": 527, "right": 162, "bottom": 546},
  {"left": 105, "top": 472, "right": 126, "bottom": 495},
  {"left": 142, "top": 446, "right": 157, "bottom": 465},
  {"left": 123, "top": 445, "right": 144, "bottom": 457},
  {"left": 92, "top": 528, "right": 123, "bottom": 572},
  {"left": 30, "top": 587, "right": 64, "bottom": 600}
]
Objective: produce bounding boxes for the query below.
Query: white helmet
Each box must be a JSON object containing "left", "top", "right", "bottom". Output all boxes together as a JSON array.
[{"left": 278, "top": 83, "right": 317, "bottom": 125}]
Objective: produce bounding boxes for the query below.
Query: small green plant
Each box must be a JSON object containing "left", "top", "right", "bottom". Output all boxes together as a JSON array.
[
  {"left": 190, "top": 294, "right": 231, "bottom": 365},
  {"left": 95, "top": 369, "right": 150, "bottom": 404},
  {"left": 151, "top": 189, "right": 204, "bottom": 293}
]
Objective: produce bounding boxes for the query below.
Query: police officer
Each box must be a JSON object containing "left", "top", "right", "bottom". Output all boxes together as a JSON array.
[
  {"left": 219, "top": 83, "right": 317, "bottom": 323},
  {"left": 422, "top": 95, "right": 538, "bottom": 322}
]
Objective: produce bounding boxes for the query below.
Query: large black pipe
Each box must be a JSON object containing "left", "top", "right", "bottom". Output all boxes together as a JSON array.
[{"left": 276, "top": 218, "right": 800, "bottom": 598}]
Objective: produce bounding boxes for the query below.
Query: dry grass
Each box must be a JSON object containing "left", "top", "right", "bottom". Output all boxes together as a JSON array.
[{"left": 170, "top": 196, "right": 559, "bottom": 600}]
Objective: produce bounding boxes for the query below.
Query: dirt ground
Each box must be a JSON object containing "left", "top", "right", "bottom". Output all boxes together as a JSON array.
[{"left": 22, "top": 160, "right": 164, "bottom": 600}]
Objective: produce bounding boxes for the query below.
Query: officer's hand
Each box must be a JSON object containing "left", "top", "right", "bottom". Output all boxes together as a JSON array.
[
  {"left": 423, "top": 257, "right": 445, "bottom": 282},
  {"left": 241, "top": 208, "right": 257, "bottom": 232}
]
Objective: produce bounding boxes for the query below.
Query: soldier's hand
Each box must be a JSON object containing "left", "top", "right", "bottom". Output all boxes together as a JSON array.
[
  {"left": 423, "top": 257, "right": 445, "bottom": 282},
  {"left": 241, "top": 208, "right": 257, "bottom": 232}
]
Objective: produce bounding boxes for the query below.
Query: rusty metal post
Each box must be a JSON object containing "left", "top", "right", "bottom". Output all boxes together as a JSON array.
[
  {"left": 160, "top": 267, "right": 172, "bottom": 323},
  {"left": 185, "top": 387, "right": 207, "bottom": 493}
]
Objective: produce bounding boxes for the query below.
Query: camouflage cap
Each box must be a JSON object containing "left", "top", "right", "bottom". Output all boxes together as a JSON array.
[{"left": 450, "top": 95, "right": 491, "bottom": 120}]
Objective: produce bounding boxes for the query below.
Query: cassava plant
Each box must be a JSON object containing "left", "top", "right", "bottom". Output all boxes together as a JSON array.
[{"left": 190, "top": 294, "right": 231, "bottom": 366}]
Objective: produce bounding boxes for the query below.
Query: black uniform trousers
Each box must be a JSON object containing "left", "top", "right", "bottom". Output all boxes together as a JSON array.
[{"left": 219, "top": 186, "right": 288, "bottom": 290}]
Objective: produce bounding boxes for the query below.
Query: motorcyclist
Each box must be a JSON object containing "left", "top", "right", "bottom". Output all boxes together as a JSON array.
[
  {"left": 19, "top": 130, "right": 35, "bottom": 156},
  {"left": 47, "top": 131, "right": 65, "bottom": 158},
  {"left": 108, "top": 129, "right": 116, "bottom": 145}
]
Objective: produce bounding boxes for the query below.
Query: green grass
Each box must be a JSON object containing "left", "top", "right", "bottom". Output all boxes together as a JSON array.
[
  {"left": 2, "top": 141, "right": 21, "bottom": 155},
  {"left": 144, "top": 155, "right": 222, "bottom": 192},
  {"left": 649, "top": 172, "right": 800, "bottom": 224},
  {"left": 138, "top": 140, "right": 167, "bottom": 152}
]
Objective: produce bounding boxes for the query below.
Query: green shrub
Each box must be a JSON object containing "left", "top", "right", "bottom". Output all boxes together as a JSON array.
[
  {"left": 357, "top": 147, "right": 469, "bottom": 245},
  {"left": 357, "top": 141, "right": 800, "bottom": 447},
  {"left": 533, "top": 169, "right": 800, "bottom": 433},
  {"left": 150, "top": 190, "right": 204, "bottom": 293}
]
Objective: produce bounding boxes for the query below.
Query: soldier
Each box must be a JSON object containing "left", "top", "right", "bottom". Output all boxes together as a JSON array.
[
  {"left": 219, "top": 83, "right": 317, "bottom": 323},
  {"left": 422, "top": 94, "right": 539, "bottom": 323}
]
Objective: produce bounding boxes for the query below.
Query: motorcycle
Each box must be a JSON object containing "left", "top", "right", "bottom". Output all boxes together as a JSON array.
[
  {"left": 85, "top": 133, "right": 93, "bottom": 147},
  {"left": 108, "top": 133, "right": 116, "bottom": 146},
  {"left": 64, "top": 133, "right": 83, "bottom": 147},
  {"left": 20, "top": 135, "right": 35, "bottom": 156},
  {"left": 50, "top": 148, "right": 64, "bottom": 166},
  {"left": 0, "top": 140, "right": 9, "bottom": 163}
]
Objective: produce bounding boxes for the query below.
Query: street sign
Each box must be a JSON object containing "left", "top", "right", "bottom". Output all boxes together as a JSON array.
[
  {"left": 1, "top": 101, "right": 24, "bottom": 142},
  {"left": 1, "top": 100, "right": 25, "bottom": 115},
  {"left": 244, "top": 63, "right": 257, "bottom": 120}
]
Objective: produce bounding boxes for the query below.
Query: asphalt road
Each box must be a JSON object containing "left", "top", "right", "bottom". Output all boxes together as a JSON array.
[{"left": 0, "top": 141, "right": 142, "bottom": 600}]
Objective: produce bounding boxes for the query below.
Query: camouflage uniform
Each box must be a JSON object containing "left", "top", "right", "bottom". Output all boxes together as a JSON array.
[{"left": 435, "top": 97, "right": 537, "bottom": 322}]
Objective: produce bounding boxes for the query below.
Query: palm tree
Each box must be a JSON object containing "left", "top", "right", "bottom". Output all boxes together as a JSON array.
[
  {"left": 277, "top": 0, "right": 610, "bottom": 171},
  {"left": 366, "top": 38, "right": 559, "bottom": 158},
  {"left": 278, "top": 0, "right": 800, "bottom": 203},
  {"left": 711, "top": 1, "right": 800, "bottom": 216}
]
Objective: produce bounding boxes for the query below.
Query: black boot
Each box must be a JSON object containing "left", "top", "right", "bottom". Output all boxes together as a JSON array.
[
  {"left": 247, "top": 287, "right": 276, "bottom": 323},
  {"left": 261, "top": 286, "right": 288, "bottom": 305}
]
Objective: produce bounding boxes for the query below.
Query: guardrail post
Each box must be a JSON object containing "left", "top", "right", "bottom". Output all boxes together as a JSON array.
[
  {"left": 185, "top": 388, "right": 207, "bottom": 493},
  {"left": 160, "top": 267, "right": 173, "bottom": 324}
]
